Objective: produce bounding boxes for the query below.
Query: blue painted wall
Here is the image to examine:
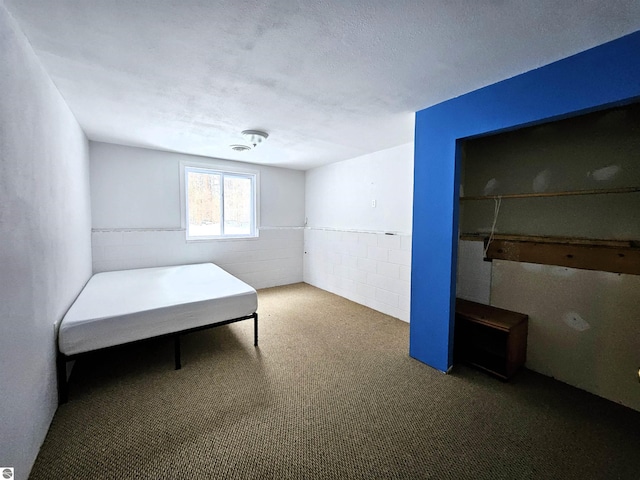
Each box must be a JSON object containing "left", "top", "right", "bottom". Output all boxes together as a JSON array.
[{"left": 410, "top": 31, "right": 640, "bottom": 372}]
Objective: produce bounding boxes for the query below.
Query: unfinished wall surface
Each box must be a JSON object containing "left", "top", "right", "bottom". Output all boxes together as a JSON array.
[
  {"left": 457, "top": 243, "right": 640, "bottom": 411},
  {"left": 0, "top": 3, "right": 93, "bottom": 478},
  {"left": 90, "top": 142, "right": 304, "bottom": 289},
  {"left": 456, "top": 101, "right": 640, "bottom": 411},
  {"left": 491, "top": 260, "right": 640, "bottom": 412},
  {"left": 304, "top": 143, "right": 413, "bottom": 321},
  {"left": 456, "top": 240, "right": 491, "bottom": 304},
  {"left": 460, "top": 103, "right": 640, "bottom": 239}
]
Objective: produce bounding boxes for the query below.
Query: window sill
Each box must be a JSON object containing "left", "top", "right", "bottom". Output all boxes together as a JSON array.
[{"left": 186, "top": 234, "right": 260, "bottom": 243}]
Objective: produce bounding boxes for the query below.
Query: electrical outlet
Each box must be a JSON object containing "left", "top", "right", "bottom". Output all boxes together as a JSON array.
[{"left": 371, "top": 199, "right": 376, "bottom": 208}]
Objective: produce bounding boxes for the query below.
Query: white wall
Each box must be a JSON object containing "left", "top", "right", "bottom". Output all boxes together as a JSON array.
[
  {"left": 0, "top": 4, "right": 93, "bottom": 479},
  {"left": 304, "top": 143, "right": 414, "bottom": 321},
  {"left": 305, "top": 143, "right": 414, "bottom": 233},
  {"left": 90, "top": 142, "right": 305, "bottom": 289}
]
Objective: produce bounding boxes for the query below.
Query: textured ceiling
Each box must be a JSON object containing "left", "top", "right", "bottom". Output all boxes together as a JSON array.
[{"left": 4, "top": 1, "right": 640, "bottom": 170}]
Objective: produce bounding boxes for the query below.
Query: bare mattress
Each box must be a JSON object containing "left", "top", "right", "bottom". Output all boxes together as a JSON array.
[{"left": 59, "top": 263, "right": 258, "bottom": 356}]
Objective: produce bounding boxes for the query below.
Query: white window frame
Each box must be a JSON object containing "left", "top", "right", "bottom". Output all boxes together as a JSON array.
[{"left": 180, "top": 161, "right": 259, "bottom": 241}]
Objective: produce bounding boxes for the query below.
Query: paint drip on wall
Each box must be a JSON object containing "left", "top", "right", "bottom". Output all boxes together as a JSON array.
[
  {"left": 588, "top": 165, "right": 620, "bottom": 181},
  {"left": 562, "top": 311, "right": 591, "bottom": 332},
  {"left": 483, "top": 178, "right": 498, "bottom": 195},
  {"left": 532, "top": 169, "right": 551, "bottom": 192}
]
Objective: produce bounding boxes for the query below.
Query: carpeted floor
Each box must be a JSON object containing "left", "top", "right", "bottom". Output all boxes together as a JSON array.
[{"left": 30, "top": 283, "right": 640, "bottom": 479}]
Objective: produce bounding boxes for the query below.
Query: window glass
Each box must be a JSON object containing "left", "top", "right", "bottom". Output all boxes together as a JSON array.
[
  {"left": 185, "top": 166, "right": 256, "bottom": 239},
  {"left": 187, "top": 170, "right": 221, "bottom": 237},
  {"left": 223, "top": 175, "right": 252, "bottom": 236}
]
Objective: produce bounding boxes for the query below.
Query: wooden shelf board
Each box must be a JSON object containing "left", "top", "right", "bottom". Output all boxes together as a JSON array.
[
  {"left": 460, "top": 186, "right": 640, "bottom": 201},
  {"left": 484, "top": 238, "right": 640, "bottom": 275},
  {"left": 460, "top": 233, "right": 637, "bottom": 248}
]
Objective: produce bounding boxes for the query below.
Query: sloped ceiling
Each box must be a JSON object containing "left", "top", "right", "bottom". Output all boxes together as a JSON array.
[{"left": 4, "top": 0, "right": 640, "bottom": 169}]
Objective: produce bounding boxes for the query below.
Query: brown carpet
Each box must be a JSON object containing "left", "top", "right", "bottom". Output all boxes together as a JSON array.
[{"left": 30, "top": 283, "right": 640, "bottom": 479}]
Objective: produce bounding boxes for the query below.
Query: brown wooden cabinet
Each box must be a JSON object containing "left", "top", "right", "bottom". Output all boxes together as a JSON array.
[{"left": 454, "top": 298, "right": 528, "bottom": 380}]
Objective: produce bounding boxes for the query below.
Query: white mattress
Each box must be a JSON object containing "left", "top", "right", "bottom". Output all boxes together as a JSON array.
[{"left": 59, "top": 263, "right": 257, "bottom": 356}]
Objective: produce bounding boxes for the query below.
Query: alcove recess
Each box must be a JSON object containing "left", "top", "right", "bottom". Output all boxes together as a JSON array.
[{"left": 459, "top": 102, "right": 640, "bottom": 276}]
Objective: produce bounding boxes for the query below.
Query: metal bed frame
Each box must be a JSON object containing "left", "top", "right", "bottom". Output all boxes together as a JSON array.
[{"left": 57, "top": 312, "right": 258, "bottom": 404}]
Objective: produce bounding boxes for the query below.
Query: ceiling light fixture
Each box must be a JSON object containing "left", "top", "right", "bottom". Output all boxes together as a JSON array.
[
  {"left": 241, "top": 130, "right": 269, "bottom": 147},
  {"left": 230, "top": 144, "right": 251, "bottom": 152}
]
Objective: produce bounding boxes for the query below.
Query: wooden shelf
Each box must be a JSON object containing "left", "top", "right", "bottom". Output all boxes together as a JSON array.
[
  {"left": 458, "top": 234, "right": 640, "bottom": 275},
  {"left": 484, "top": 237, "right": 640, "bottom": 275},
  {"left": 460, "top": 233, "right": 638, "bottom": 248},
  {"left": 459, "top": 186, "right": 640, "bottom": 201}
]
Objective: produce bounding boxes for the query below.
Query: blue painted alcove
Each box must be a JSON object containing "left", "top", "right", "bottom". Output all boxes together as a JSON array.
[{"left": 410, "top": 31, "right": 640, "bottom": 372}]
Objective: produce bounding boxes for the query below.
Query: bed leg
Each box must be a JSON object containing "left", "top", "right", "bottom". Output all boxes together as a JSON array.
[
  {"left": 57, "top": 353, "right": 68, "bottom": 405},
  {"left": 174, "top": 335, "right": 182, "bottom": 370},
  {"left": 254, "top": 312, "right": 258, "bottom": 347}
]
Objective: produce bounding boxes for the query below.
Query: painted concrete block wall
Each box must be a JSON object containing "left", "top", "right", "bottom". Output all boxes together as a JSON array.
[
  {"left": 412, "top": 31, "right": 640, "bottom": 373},
  {"left": 304, "top": 143, "right": 414, "bottom": 321},
  {"left": 90, "top": 142, "right": 304, "bottom": 289},
  {"left": 0, "top": 4, "right": 93, "bottom": 479},
  {"left": 92, "top": 228, "right": 303, "bottom": 289},
  {"left": 304, "top": 229, "right": 412, "bottom": 321}
]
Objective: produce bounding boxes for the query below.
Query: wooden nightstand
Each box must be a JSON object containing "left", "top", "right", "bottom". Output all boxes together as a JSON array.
[{"left": 454, "top": 298, "right": 528, "bottom": 380}]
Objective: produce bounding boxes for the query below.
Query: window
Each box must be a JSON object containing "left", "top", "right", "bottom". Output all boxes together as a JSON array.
[{"left": 184, "top": 166, "right": 257, "bottom": 239}]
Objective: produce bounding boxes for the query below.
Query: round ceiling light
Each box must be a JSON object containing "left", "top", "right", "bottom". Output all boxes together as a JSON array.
[
  {"left": 241, "top": 130, "right": 269, "bottom": 147},
  {"left": 230, "top": 144, "right": 251, "bottom": 152}
]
